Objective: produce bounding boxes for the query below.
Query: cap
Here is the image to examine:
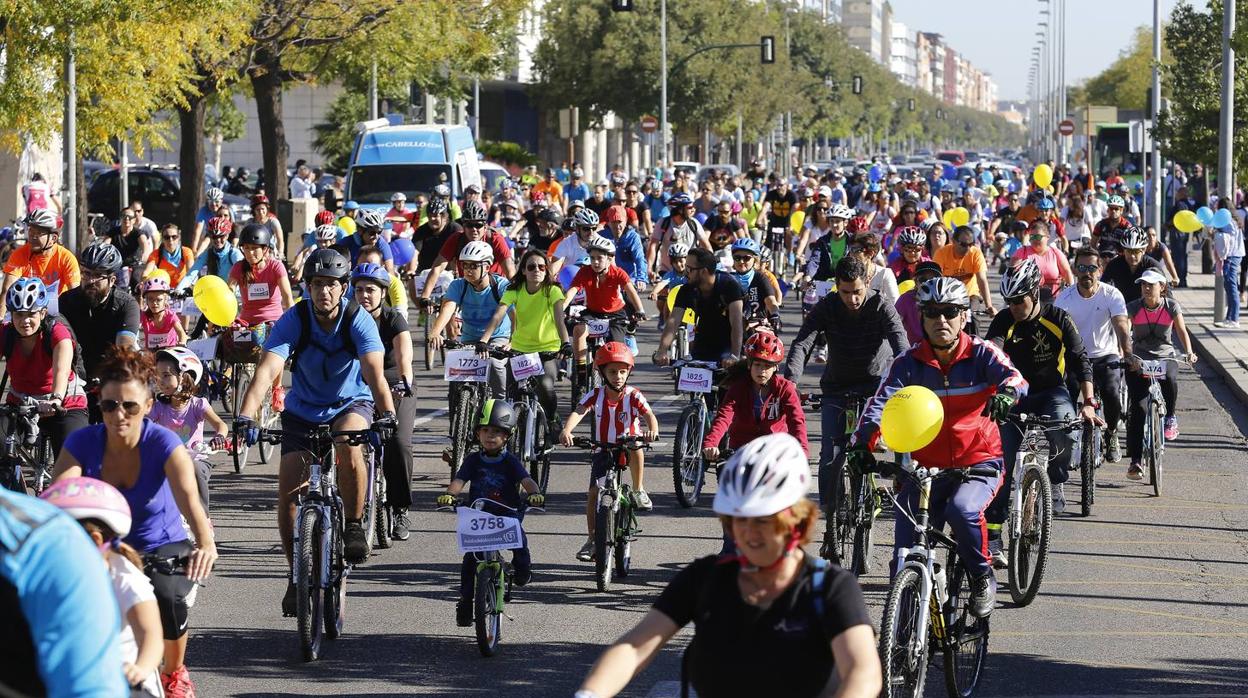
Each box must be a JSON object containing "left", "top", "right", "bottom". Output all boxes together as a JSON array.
[
  {"left": 914, "top": 260, "right": 943, "bottom": 277},
  {"left": 1136, "top": 269, "right": 1169, "bottom": 285}
]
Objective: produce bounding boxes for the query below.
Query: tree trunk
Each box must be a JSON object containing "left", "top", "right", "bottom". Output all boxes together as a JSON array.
[
  {"left": 178, "top": 93, "right": 207, "bottom": 242},
  {"left": 75, "top": 156, "right": 87, "bottom": 252},
  {"left": 251, "top": 63, "right": 289, "bottom": 206}
]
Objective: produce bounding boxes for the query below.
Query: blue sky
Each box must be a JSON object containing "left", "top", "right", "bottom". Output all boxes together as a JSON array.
[{"left": 885, "top": 0, "right": 1186, "bottom": 101}]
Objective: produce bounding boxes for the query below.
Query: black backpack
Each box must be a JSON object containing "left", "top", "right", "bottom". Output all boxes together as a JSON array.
[
  {"left": 287, "top": 298, "right": 362, "bottom": 366},
  {"left": 0, "top": 314, "right": 88, "bottom": 392}
]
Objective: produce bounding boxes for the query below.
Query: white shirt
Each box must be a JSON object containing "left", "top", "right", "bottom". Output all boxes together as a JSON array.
[
  {"left": 553, "top": 234, "right": 591, "bottom": 277},
  {"left": 1054, "top": 282, "right": 1127, "bottom": 359},
  {"left": 1215, "top": 225, "right": 1246, "bottom": 260},
  {"left": 108, "top": 553, "right": 160, "bottom": 696},
  {"left": 135, "top": 217, "right": 158, "bottom": 238},
  {"left": 290, "top": 176, "right": 315, "bottom": 199},
  {"left": 868, "top": 265, "right": 899, "bottom": 304}
]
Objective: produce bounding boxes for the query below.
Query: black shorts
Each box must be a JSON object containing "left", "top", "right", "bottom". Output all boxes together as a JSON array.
[
  {"left": 280, "top": 401, "right": 375, "bottom": 456},
  {"left": 144, "top": 540, "right": 196, "bottom": 640},
  {"left": 589, "top": 449, "right": 628, "bottom": 486}
]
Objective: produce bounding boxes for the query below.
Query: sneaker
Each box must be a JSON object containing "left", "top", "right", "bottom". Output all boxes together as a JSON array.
[
  {"left": 1127, "top": 462, "right": 1144, "bottom": 480},
  {"left": 1164, "top": 415, "right": 1179, "bottom": 441},
  {"left": 281, "top": 580, "right": 297, "bottom": 617},
  {"left": 441, "top": 447, "right": 453, "bottom": 464},
  {"left": 343, "top": 521, "right": 369, "bottom": 565},
  {"left": 576, "top": 538, "right": 595, "bottom": 561},
  {"left": 988, "top": 537, "right": 1008, "bottom": 570},
  {"left": 391, "top": 508, "right": 410, "bottom": 541},
  {"left": 813, "top": 345, "right": 828, "bottom": 364},
  {"left": 1052, "top": 483, "right": 1066, "bottom": 514},
  {"left": 1105, "top": 431, "right": 1121, "bottom": 463},
  {"left": 513, "top": 567, "right": 532, "bottom": 586},
  {"left": 969, "top": 573, "right": 996, "bottom": 618},
  {"left": 161, "top": 665, "right": 197, "bottom": 698},
  {"left": 456, "top": 599, "right": 473, "bottom": 627},
  {"left": 634, "top": 490, "right": 654, "bottom": 511}
]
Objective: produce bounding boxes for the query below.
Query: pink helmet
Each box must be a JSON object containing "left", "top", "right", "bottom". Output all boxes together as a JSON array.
[
  {"left": 141, "top": 277, "right": 171, "bottom": 294},
  {"left": 40, "top": 476, "right": 132, "bottom": 538}
]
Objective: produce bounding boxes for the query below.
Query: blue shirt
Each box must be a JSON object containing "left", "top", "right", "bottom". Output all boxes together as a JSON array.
[
  {"left": 661, "top": 269, "right": 689, "bottom": 287},
  {"left": 0, "top": 489, "right": 127, "bottom": 696},
  {"left": 195, "top": 205, "right": 232, "bottom": 229},
  {"left": 455, "top": 450, "right": 531, "bottom": 511},
  {"left": 263, "top": 297, "right": 385, "bottom": 422},
  {"left": 646, "top": 193, "right": 670, "bottom": 224},
  {"left": 189, "top": 244, "right": 244, "bottom": 282},
  {"left": 609, "top": 226, "right": 649, "bottom": 285},
  {"left": 341, "top": 233, "right": 393, "bottom": 265},
  {"left": 565, "top": 182, "right": 591, "bottom": 204},
  {"left": 447, "top": 275, "right": 511, "bottom": 341}
]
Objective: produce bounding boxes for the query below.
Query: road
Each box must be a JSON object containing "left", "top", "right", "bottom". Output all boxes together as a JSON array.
[{"left": 188, "top": 290, "right": 1248, "bottom": 697}]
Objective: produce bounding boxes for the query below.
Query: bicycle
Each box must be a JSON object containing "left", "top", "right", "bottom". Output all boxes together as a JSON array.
[
  {"left": 766, "top": 225, "right": 788, "bottom": 278},
  {"left": 495, "top": 348, "right": 558, "bottom": 495},
  {"left": 1132, "top": 354, "right": 1187, "bottom": 498},
  {"left": 221, "top": 323, "right": 278, "bottom": 473},
  {"left": 669, "top": 359, "right": 725, "bottom": 508},
  {"left": 810, "top": 390, "right": 881, "bottom": 576},
  {"left": 1075, "top": 359, "right": 1127, "bottom": 518},
  {"left": 661, "top": 284, "right": 696, "bottom": 364},
  {"left": 437, "top": 497, "right": 544, "bottom": 656},
  {"left": 878, "top": 458, "right": 995, "bottom": 698},
  {"left": 0, "top": 398, "right": 55, "bottom": 495},
  {"left": 441, "top": 340, "right": 491, "bottom": 482},
  {"left": 416, "top": 270, "right": 451, "bottom": 371},
  {"left": 572, "top": 435, "right": 649, "bottom": 592},
  {"left": 565, "top": 309, "right": 635, "bottom": 405}
]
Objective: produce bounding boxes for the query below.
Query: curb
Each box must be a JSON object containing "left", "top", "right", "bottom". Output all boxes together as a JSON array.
[{"left": 1185, "top": 324, "right": 1248, "bottom": 408}]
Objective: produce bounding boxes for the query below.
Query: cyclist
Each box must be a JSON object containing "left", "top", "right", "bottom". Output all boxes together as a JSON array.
[
  {"left": 703, "top": 332, "right": 807, "bottom": 460},
  {"left": 151, "top": 346, "right": 228, "bottom": 513},
  {"left": 1055, "top": 246, "right": 1135, "bottom": 463},
  {"left": 480, "top": 244, "right": 572, "bottom": 415},
  {"left": 847, "top": 232, "right": 899, "bottom": 304},
  {"left": 229, "top": 223, "right": 295, "bottom": 328},
  {"left": 52, "top": 346, "right": 218, "bottom": 698},
  {"left": 1102, "top": 226, "right": 1167, "bottom": 305},
  {"left": 933, "top": 224, "right": 995, "bottom": 316},
  {"left": 654, "top": 248, "right": 745, "bottom": 368},
  {"left": 654, "top": 193, "right": 709, "bottom": 274},
  {"left": 566, "top": 236, "right": 647, "bottom": 379},
  {"left": 796, "top": 203, "right": 854, "bottom": 289},
  {"left": 576, "top": 433, "right": 881, "bottom": 698},
  {"left": 560, "top": 342, "right": 659, "bottom": 560},
  {"left": 601, "top": 204, "right": 650, "bottom": 290},
  {"left": 337, "top": 210, "right": 395, "bottom": 274},
  {"left": 352, "top": 263, "right": 416, "bottom": 541},
  {"left": 233, "top": 249, "right": 397, "bottom": 609},
  {"left": 138, "top": 277, "right": 188, "bottom": 350},
  {"left": 418, "top": 200, "right": 515, "bottom": 303},
  {"left": 410, "top": 198, "right": 460, "bottom": 275},
  {"left": 1, "top": 277, "right": 90, "bottom": 456},
  {"left": 895, "top": 261, "right": 945, "bottom": 344},
  {"left": 648, "top": 242, "right": 690, "bottom": 330},
  {"left": 887, "top": 226, "right": 930, "bottom": 284},
  {"left": 552, "top": 207, "right": 603, "bottom": 280},
  {"left": 188, "top": 216, "right": 243, "bottom": 284},
  {"left": 1010, "top": 218, "right": 1073, "bottom": 300},
  {"left": 785, "top": 257, "right": 907, "bottom": 559},
  {"left": 429, "top": 241, "right": 512, "bottom": 399},
  {"left": 728, "top": 238, "right": 778, "bottom": 326},
  {"left": 1091, "top": 195, "right": 1132, "bottom": 260},
  {"left": 1, "top": 209, "right": 79, "bottom": 317},
  {"left": 987, "top": 189, "right": 1023, "bottom": 242},
  {"left": 435, "top": 399, "right": 544, "bottom": 626},
  {"left": 986, "top": 259, "right": 1099, "bottom": 537},
  {"left": 0, "top": 486, "right": 128, "bottom": 697},
  {"left": 1124, "top": 269, "right": 1198, "bottom": 478},
  {"left": 384, "top": 192, "right": 415, "bottom": 236},
  {"left": 290, "top": 224, "right": 340, "bottom": 286},
  {"left": 191, "top": 187, "right": 227, "bottom": 251},
  {"left": 355, "top": 245, "right": 408, "bottom": 316},
  {"left": 849, "top": 277, "right": 1027, "bottom": 618},
  {"left": 142, "top": 224, "right": 193, "bottom": 289}
]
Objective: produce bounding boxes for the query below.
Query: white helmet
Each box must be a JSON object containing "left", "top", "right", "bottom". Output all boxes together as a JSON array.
[
  {"left": 1119, "top": 225, "right": 1149, "bottom": 250},
  {"left": 917, "top": 277, "right": 971, "bottom": 309},
  {"left": 206, "top": 187, "right": 225, "bottom": 204},
  {"left": 586, "top": 235, "right": 616, "bottom": 256},
  {"left": 459, "top": 240, "right": 494, "bottom": 264},
  {"left": 668, "top": 242, "right": 691, "bottom": 258},
  {"left": 390, "top": 191, "right": 407, "bottom": 202},
  {"left": 155, "top": 346, "right": 204, "bottom": 385},
  {"left": 24, "top": 208, "right": 58, "bottom": 232},
  {"left": 1000, "top": 258, "right": 1042, "bottom": 300},
  {"left": 713, "top": 433, "right": 811, "bottom": 518},
  {"left": 315, "top": 224, "right": 339, "bottom": 242},
  {"left": 829, "top": 204, "right": 854, "bottom": 220}
]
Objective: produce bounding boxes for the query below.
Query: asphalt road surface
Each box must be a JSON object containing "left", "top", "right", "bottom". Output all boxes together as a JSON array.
[{"left": 189, "top": 290, "right": 1248, "bottom": 697}]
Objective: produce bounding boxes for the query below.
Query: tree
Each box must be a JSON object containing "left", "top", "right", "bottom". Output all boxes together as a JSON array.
[
  {"left": 206, "top": 91, "right": 247, "bottom": 175},
  {"left": 1068, "top": 26, "right": 1171, "bottom": 111}
]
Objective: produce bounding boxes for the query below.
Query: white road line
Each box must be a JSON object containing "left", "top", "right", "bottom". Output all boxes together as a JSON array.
[
  {"left": 413, "top": 408, "right": 448, "bottom": 426},
  {"left": 644, "top": 681, "right": 683, "bottom": 698}
]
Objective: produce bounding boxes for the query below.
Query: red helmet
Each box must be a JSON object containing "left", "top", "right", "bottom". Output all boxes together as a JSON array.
[
  {"left": 594, "top": 341, "right": 634, "bottom": 368},
  {"left": 250, "top": 193, "right": 270, "bottom": 208},
  {"left": 744, "top": 331, "right": 785, "bottom": 363},
  {"left": 315, "top": 210, "right": 335, "bottom": 226},
  {"left": 209, "top": 216, "right": 233, "bottom": 235},
  {"left": 847, "top": 216, "right": 870, "bottom": 235}
]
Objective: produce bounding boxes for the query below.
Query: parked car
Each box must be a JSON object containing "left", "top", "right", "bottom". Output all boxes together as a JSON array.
[
  {"left": 88, "top": 166, "right": 252, "bottom": 226},
  {"left": 935, "top": 150, "right": 967, "bottom": 166},
  {"left": 696, "top": 164, "right": 739, "bottom": 184},
  {"left": 672, "top": 161, "right": 701, "bottom": 177}
]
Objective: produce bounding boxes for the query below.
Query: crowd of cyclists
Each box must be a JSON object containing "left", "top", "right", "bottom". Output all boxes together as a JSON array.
[{"left": 0, "top": 152, "right": 1216, "bottom": 698}]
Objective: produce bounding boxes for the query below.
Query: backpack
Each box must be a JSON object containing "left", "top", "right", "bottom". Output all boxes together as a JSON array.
[
  {"left": 0, "top": 314, "right": 88, "bottom": 393},
  {"left": 287, "top": 298, "right": 362, "bottom": 367},
  {"left": 456, "top": 274, "right": 503, "bottom": 306}
]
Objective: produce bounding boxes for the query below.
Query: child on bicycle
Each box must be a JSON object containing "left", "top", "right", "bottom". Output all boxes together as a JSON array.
[
  {"left": 139, "top": 277, "right": 187, "bottom": 350},
  {"left": 701, "top": 331, "right": 808, "bottom": 461},
  {"left": 150, "top": 346, "right": 228, "bottom": 513},
  {"left": 559, "top": 342, "right": 659, "bottom": 561},
  {"left": 565, "top": 236, "right": 647, "bottom": 382},
  {"left": 648, "top": 242, "right": 690, "bottom": 330},
  {"left": 435, "top": 399, "right": 544, "bottom": 627}
]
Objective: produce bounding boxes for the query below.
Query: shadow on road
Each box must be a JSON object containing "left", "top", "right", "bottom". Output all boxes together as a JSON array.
[{"left": 979, "top": 652, "right": 1248, "bottom": 696}]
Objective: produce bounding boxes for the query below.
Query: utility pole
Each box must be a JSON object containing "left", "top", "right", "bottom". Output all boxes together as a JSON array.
[
  {"left": 62, "top": 29, "right": 77, "bottom": 251},
  {"left": 1216, "top": 0, "right": 1235, "bottom": 320},
  {"left": 1150, "top": 0, "right": 1162, "bottom": 238},
  {"left": 660, "top": 0, "right": 668, "bottom": 167},
  {"left": 369, "top": 60, "right": 378, "bottom": 120}
]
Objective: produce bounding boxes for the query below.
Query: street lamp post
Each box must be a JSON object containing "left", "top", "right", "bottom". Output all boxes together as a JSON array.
[{"left": 660, "top": 0, "right": 668, "bottom": 166}]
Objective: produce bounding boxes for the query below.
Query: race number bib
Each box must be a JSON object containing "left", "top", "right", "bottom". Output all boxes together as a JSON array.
[
  {"left": 510, "top": 353, "right": 545, "bottom": 381},
  {"left": 456, "top": 507, "right": 523, "bottom": 554},
  {"left": 187, "top": 336, "right": 219, "bottom": 362},
  {"left": 587, "top": 317, "right": 611, "bottom": 338},
  {"left": 1140, "top": 360, "right": 1167, "bottom": 379},
  {"left": 233, "top": 329, "right": 253, "bottom": 343},
  {"left": 445, "top": 349, "right": 489, "bottom": 382},
  {"left": 678, "top": 366, "right": 714, "bottom": 393},
  {"left": 170, "top": 296, "right": 186, "bottom": 314},
  {"left": 247, "top": 283, "right": 269, "bottom": 301}
]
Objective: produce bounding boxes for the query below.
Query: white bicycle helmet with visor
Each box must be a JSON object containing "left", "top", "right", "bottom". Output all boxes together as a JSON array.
[
  {"left": 713, "top": 433, "right": 811, "bottom": 518},
  {"left": 459, "top": 240, "right": 495, "bottom": 264},
  {"left": 917, "top": 277, "right": 971, "bottom": 308}
]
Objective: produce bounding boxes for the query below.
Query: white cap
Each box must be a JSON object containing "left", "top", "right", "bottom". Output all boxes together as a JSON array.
[{"left": 1135, "top": 269, "right": 1168, "bottom": 286}]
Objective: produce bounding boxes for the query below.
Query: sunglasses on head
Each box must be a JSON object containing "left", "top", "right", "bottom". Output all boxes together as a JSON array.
[
  {"left": 921, "top": 306, "right": 963, "bottom": 320},
  {"left": 1075, "top": 263, "right": 1099, "bottom": 273},
  {"left": 100, "top": 399, "right": 143, "bottom": 415}
]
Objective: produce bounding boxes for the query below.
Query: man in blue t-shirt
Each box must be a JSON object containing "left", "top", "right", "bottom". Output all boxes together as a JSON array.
[
  {"left": 235, "top": 248, "right": 397, "bottom": 614},
  {"left": 563, "top": 167, "right": 591, "bottom": 211},
  {"left": 0, "top": 489, "right": 127, "bottom": 696},
  {"left": 341, "top": 209, "right": 395, "bottom": 272}
]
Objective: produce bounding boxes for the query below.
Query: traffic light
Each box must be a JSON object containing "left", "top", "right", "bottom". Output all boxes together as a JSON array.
[
  {"left": 761, "top": 36, "right": 775, "bottom": 64},
  {"left": 611, "top": 0, "right": 633, "bottom": 11},
  {"left": 852, "top": 75, "right": 863, "bottom": 95},
  {"left": 908, "top": 98, "right": 915, "bottom": 112}
]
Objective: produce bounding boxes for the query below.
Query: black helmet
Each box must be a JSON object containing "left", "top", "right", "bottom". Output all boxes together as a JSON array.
[
  {"left": 238, "top": 223, "right": 272, "bottom": 247},
  {"left": 80, "top": 242, "right": 123, "bottom": 274},
  {"left": 460, "top": 200, "right": 488, "bottom": 223},
  {"left": 537, "top": 208, "right": 563, "bottom": 225},
  {"left": 302, "top": 248, "right": 350, "bottom": 281},
  {"left": 427, "top": 198, "right": 449, "bottom": 216},
  {"left": 477, "top": 399, "right": 517, "bottom": 433}
]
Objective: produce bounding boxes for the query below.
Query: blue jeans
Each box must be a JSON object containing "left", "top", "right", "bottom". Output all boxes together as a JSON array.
[
  {"left": 987, "top": 386, "right": 1076, "bottom": 527},
  {"left": 1169, "top": 230, "right": 1190, "bottom": 285},
  {"left": 1224, "top": 256, "right": 1242, "bottom": 323},
  {"left": 817, "top": 383, "right": 878, "bottom": 510},
  {"left": 893, "top": 462, "right": 1003, "bottom": 579}
]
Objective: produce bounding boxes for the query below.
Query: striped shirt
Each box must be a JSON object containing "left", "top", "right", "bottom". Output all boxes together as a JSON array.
[{"left": 578, "top": 386, "right": 651, "bottom": 444}]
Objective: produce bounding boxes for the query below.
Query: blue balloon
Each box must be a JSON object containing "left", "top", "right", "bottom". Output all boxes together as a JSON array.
[
  {"left": 1196, "top": 206, "right": 1215, "bottom": 225},
  {"left": 558, "top": 266, "right": 575, "bottom": 290},
  {"left": 942, "top": 163, "right": 958, "bottom": 181},
  {"left": 1212, "top": 208, "right": 1233, "bottom": 229},
  {"left": 869, "top": 164, "right": 882, "bottom": 183},
  {"left": 980, "top": 172, "right": 993, "bottom": 187}
]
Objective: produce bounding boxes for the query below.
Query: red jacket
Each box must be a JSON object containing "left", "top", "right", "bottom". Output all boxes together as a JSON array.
[{"left": 703, "top": 374, "right": 809, "bottom": 455}]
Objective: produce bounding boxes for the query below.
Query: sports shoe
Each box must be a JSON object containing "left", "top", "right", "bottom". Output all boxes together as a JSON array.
[
  {"left": 969, "top": 572, "right": 996, "bottom": 618},
  {"left": 161, "top": 665, "right": 197, "bottom": 698},
  {"left": 1127, "top": 462, "right": 1144, "bottom": 480},
  {"left": 441, "top": 447, "right": 453, "bottom": 463},
  {"left": 391, "top": 508, "right": 410, "bottom": 541},
  {"left": 1052, "top": 483, "right": 1066, "bottom": 515},
  {"left": 1105, "top": 431, "right": 1121, "bottom": 463},
  {"left": 281, "top": 580, "right": 297, "bottom": 617},
  {"left": 456, "top": 599, "right": 473, "bottom": 627},
  {"left": 343, "top": 521, "right": 369, "bottom": 565},
  {"left": 576, "top": 538, "right": 595, "bottom": 561},
  {"left": 634, "top": 490, "right": 654, "bottom": 511},
  {"left": 988, "top": 536, "right": 1008, "bottom": 570},
  {"left": 513, "top": 567, "right": 532, "bottom": 586},
  {"left": 1164, "top": 415, "right": 1179, "bottom": 441}
]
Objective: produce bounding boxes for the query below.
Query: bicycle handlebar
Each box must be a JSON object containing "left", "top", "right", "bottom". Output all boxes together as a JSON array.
[
  {"left": 1006, "top": 413, "right": 1084, "bottom": 430},
  {"left": 571, "top": 435, "right": 650, "bottom": 451},
  {"left": 670, "top": 359, "right": 720, "bottom": 370}
]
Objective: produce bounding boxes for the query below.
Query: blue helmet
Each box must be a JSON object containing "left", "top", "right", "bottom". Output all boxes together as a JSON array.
[
  {"left": 343, "top": 200, "right": 360, "bottom": 211},
  {"left": 350, "top": 262, "right": 391, "bottom": 289},
  {"left": 731, "top": 238, "right": 762, "bottom": 257},
  {"left": 668, "top": 193, "right": 693, "bottom": 207},
  {"left": 6, "top": 277, "right": 50, "bottom": 313},
  {"left": 1036, "top": 197, "right": 1056, "bottom": 211}
]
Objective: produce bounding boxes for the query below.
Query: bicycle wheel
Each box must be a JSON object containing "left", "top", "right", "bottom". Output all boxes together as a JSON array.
[
  {"left": 362, "top": 452, "right": 379, "bottom": 551},
  {"left": 671, "top": 407, "right": 706, "bottom": 508},
  {"left": 511, "top": 401, "right": 530, "bottom": 462},
  {"left": 448, "top": 387, "right": 475, "bottom": 482},
  {"left": 323, "top": 518, "right": 345, "bottom": 640},
  {"left": 532, "top": 404, "right": 551, "bottom": 495},
  {"left": 422, "top": 313, "right": 433, "bottom": 371},
  {"left": 474, "top": 564, "right": 502, "bottom": 656},
  {"left": 594, "top": 503, "right": 614, "bottom": 592},
  {"left": 295, "top": 508, "right": 324, "bottom": 662},
  {"left": 372, "top": 460, "right": 391, "bottom": 551},
  {"left": 1007, "top": 466, "right": 1053, "bottom": 606},
  {"left": 257, "top": 381, "right": 276, "bottom": 464},
  {"left": 823, "top": 468, "right": 854, "bottom": 565},
  {"left": 942, "top": 551, "right": 990, "bottom": 698},
  {"left": 851, "top": 474, "right": 877, "bottom": 576},
  {"left": 1148, "top": 402, "right": 1163, "bottom": 497},
  {"left": 878, "top": 565, "right": 929, "bottom": 698},
  {"left": 614, "top": 498, "right": 632, "bottom": 578},
  {"left": 231, "top": 366, "right": 253, "bottom": 474},
  {"left": 1079, "top": 423, "right": 1098, "bottom": 517},
  {"left": 215, "top": 362, "right": 235, "bottom": 415}
]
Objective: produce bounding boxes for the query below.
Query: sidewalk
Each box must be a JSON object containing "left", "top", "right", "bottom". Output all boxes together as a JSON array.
[{"left": 1168, "top": 270, "right": 1248, "bottom": 406}]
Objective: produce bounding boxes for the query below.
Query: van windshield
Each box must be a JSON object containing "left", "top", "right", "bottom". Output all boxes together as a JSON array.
[{"left": 348, "top": 165, "right": 452, "bottom": 204}]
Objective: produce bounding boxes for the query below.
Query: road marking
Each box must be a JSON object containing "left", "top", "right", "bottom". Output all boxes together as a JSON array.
[
  {"left": 1092, "top": 502, "right": 1248, "bottom": 510},
  {"left": 644, "top": 681, "right": 682, "bottom": 698},
  {"left": 992, "top": 631, "right": 1248, "bottom": 638},
  {"left": 1048, "top": 538, "right": 1248, "bottom": 545},
  {"left": 1045, "top": 598, "right": 1243, "bottom": 627},
  {"left": 414, "top": 408, "right": 448, "bottom": 426},
  {"left": 1075, "top": 557, "right": 1246, "bottom": 581},
  {"left": 1043, "top": 580, "right": 1248, "bottom": 588}
]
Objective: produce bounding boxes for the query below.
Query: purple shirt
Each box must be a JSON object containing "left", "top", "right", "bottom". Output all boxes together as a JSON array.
[
  {"left": 896, "top": 290, "right": 923, "bottom": 346},
  {"left": 64, "top": 419, "right": 188, "bottom": 552},
  {"left": 150, "top": 397, "right": 209, "bottom": 451}
]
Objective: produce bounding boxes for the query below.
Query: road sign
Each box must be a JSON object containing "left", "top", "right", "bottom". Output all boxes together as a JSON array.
[
  {"left": 1058, "top": 119, "right": 1075, "bottom": 136},
  {"left": 1129, "top": 119, "right": 1153, "bottom": 153},
  {"left": 640, "top": 115, "right": 659, "bottom": 134}
]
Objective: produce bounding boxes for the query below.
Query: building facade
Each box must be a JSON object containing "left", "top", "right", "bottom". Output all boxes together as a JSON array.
[{"left": 890, "top": 21, "right": 917, "bottom": 88}]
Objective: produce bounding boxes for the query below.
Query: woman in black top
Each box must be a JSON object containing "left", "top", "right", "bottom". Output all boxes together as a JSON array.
[{"left": 577, "top": 434, "right": 881, "bottom": 698}]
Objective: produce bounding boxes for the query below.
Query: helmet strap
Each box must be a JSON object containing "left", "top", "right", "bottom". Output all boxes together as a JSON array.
[{"left": 733, "top": 508, "right": 801, "bottom": 573}]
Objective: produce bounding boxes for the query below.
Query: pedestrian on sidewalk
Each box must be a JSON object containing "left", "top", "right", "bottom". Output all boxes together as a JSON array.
[{"left": 1213, "top": 220, "right": 1245, "bottom": 328}]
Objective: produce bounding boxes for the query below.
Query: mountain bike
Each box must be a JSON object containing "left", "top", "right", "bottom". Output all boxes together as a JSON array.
[
  {"left": 222, "top": 323, "right": 277, "bottom": 473},
  {"left": 0, "top": 398, "right": 55, "bottom": 495},
  {"left": 566, "top": 309, "right": 635, "bottom": 405},
  {"left": 416, "top": 269, "right": 451, "bottom": 371},
  {"left": 810, "top": 390, "right": 881, "bottom": 576},
  {"left": 1132, "top": 355, "right": 1188, "bottom": 498},
  {"left": 573, "top": 435, "right": 649, "bottom": 592},
  {"left": 442, "top": 340, "right": 491, "bottom": 482},
  {"left": 361, "top": 426, "right": 389, "bottom": 553},
  {"left": 766, "top": 226, "right": 788, "bottom": 277},
  {"left": 496, "top": 348, "right": 558, "bottom": 494},
  {"left": 670, "top": 359, "right": 724, "bottom": 508},
  {"left": 878, "top": 458, "right": 995, "bottom": 698}
]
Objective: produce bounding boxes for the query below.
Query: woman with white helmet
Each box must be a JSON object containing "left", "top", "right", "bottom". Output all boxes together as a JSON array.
[
  {"left": 429, "top": 240, "right": 512, "bottom": 399},
  {"left": 577, "top": 433, "right": 880, "bottom": 698}
]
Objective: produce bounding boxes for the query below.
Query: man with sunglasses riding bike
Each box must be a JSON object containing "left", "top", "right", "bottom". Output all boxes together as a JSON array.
[{"left": 417, "top": 200, "right": 515, "bottom": 306}]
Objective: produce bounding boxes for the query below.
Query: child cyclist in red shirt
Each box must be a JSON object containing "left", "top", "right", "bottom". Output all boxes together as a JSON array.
[
  {"left": 565, "top": 236, "right": 647, "bottom": 382},
  {"left": 701, "top": 331, "right": 808, "bottom": 461},
  {"left": 560, "top": 342, "right": 659, "bottom": 562}
]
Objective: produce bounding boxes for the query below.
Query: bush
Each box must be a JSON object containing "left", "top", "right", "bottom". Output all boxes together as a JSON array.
[{"left": 477, "top": 140, "right": 539, "bottom": 168}]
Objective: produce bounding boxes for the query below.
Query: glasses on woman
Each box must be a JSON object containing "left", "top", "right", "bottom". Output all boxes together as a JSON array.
[
  {"left": 100, "top": 399, "right": 143, "bottom": 415},
  {"left": 525, "top": 263, "right": 547, "bottom": 272},
  {"left": 732, "top": 255, "right": 753, "bottom": 263},
  {"left": 163, "top": 234, "right": 179, "bottom": 241}
]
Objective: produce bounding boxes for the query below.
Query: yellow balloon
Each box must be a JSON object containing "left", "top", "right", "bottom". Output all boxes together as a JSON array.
[
  {"left": 193, "top": 275, "right": 238, "bottom": 327},
  {"left": 1033, "top": 164, "right": 1053, "bottom": 190},
  {"left": 664, "top": 284, "right": 697, "bottom": 325},
  {"left": 880, "top": 385, "right": 945, "bottom": 453},
  {"left": 942, "top": 209, "right": 956, "bottom": 229},
  {"left": 897, "top": 279, "right": 915, "bottom": 295},
  {"left": 950, "top": 207, "right": 970, "bottom": 228},
  {"left": 1173, "top": 209, "right": 1203, "bottom": 234}
]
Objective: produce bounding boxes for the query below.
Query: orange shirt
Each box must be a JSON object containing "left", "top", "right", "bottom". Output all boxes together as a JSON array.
[
  {"left": 3, "top": 244, "right": 80, "bottom": 295},
  {"left": 933, "top": 244, "right": 986, "bottom": 299},
  {"left": 532, "top": 180, "right": 563, "bottom": 203},
  {"left": 146, "top": 246, "right": 194, "bottom": 287}
]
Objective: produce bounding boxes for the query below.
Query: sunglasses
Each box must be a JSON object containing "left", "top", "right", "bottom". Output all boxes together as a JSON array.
[
  {"left": 903, "top": 245, "right": 923, "bottom": 253},
  {"left": 921, "top": 306, "right": 963, "bottom": 320},
  {"left": 163, "top": 234, "right": 179, "bottom": 241},
  {"left": 732, "top": 255, "right": 754, "bottom": 263},
  {"left": 100, "top": 399, "right": 143, "bottom": 416},
  {"left": 525, "top": 263, "right": 547, "bottom": 272},
  {"left": 1075, "top": 263, "right": 1099, "bottom": 273},
  {"left": 123, "top": 215, "right": 136, "bottom": 221},
  {"left": 463, "top": 222, "right": 486, "bottom": 229},
  {"left": 1006, "top": 296, "right": 1031, "bottom": 306}
]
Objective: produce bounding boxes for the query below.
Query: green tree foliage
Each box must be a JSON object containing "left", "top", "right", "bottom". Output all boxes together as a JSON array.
[
  {"left": 477, "top": 140, "right": 540, "bottom": 168},
  {"left": 1068, "top": 26, "right": 1171, "bottom": 111}
]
